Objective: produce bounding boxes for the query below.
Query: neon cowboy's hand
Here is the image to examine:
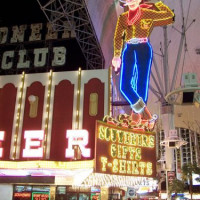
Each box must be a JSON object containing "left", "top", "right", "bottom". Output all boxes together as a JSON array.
[{"left": 112, "top": 57, "right": 121, "bottom": 72}]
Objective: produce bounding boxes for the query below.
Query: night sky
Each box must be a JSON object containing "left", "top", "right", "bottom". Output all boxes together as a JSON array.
[{"left": 0, "top": 0, "right": 47, "bottom": 26}]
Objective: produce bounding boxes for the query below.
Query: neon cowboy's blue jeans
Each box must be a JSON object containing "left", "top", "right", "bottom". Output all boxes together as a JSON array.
[{"left": 120, "top": 42, "right": 153, "bottom": 109}]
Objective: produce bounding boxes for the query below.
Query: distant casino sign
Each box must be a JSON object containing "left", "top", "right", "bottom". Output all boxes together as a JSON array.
[{"left": 0, "top": 22, "right": 85, "bottom": 74}]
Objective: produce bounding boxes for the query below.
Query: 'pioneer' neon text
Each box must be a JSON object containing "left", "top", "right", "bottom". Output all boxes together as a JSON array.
[
  {"left": 23, "top": 130, "right": 44, "bottom": 158},
  {"left": 65, "top": 129, "right": 91, "bottom": 158}
]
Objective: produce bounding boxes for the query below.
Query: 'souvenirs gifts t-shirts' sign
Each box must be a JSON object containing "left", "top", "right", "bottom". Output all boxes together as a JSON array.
[{"left": 95, "top": 121, "right": 157, "bottom": 178}]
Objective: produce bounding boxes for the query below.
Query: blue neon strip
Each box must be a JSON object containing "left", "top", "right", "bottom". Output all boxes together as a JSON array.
[
  {"left": 144, "top": 42, "right": 153, "bottom": 102},
  {"left": 120, "top": 45, "right": 139, "bottom": 106}
]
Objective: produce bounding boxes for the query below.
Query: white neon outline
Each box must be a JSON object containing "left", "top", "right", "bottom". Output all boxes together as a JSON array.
[
  {"left": 131, "top": 98, "right": 144, "bottom": 113},
  {"left": 22, "top": 130, "right": 44, "bottom": 158},
  {"left": 131, "top": 51, "right": 138, "bottom": 92},
  {"left": 65, "top": 129, "right": 91, "bottom": 158},
  {"left": 0, "top": 131, "right": 5, "bottom": 158}
]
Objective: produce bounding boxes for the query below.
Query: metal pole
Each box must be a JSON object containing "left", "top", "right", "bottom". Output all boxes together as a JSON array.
[
  {"left": 170, "top": 0, "right": 186, "bottom": 91},
  {"left": 161, "top": 104, "right": 175, "bottom": 200},
  {"left": 163, "top": 26, "right": 169, "bottom": 94}
]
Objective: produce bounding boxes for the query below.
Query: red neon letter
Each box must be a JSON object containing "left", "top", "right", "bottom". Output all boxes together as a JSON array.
[
  {"left": 23, "top": 130, "right": 44, "bottom": 158},
  {"left": 65, "top": 129, "right": 91, "bottom": 158},
  {"left": 0, "top": 131, "right": 5, "bottom": 158}
]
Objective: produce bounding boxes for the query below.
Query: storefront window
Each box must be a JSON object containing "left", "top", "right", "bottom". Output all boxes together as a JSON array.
[
  {"left": 66, "top": 193, "right": 78, "bottom": 200},
  {"left": 13, "top": 185, "right": 32, "bottom": 200},
  {"left": 57, "top": 186, "right": 66, "bottom": 195},
  {"left": 56, "top": 186, "right": 100, "bottom": 200},
  {"left": 13, "top": 185, "right": 50, "bottom": 200},
  {"left": 79, "top": 193, "right": 89, "bottom": 200}
]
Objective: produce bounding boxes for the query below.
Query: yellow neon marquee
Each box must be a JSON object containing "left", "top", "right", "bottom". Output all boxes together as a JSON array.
[{"left": 0, "top": 160, "right": 94, "bottom": 170}]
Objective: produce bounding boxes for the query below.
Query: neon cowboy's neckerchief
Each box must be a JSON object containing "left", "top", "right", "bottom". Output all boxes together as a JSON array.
[{"left": 128, "top": 4, "right": 152, "bottom": 25}]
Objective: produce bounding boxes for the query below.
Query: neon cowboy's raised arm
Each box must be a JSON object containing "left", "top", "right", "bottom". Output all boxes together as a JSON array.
[{"left": 151, "top": 1, "right": 175, "bottom": 26}]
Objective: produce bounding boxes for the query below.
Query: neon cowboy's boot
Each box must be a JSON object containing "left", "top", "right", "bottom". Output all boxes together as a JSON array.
[
  {"left": 141, "top": 106, "right": 152, "bottom": 120},
  {"left": 131, "top": 98, "right": 154, "bottom": 120},
  {"left": 131, "top": 97, "right": 146, "bottom": 114}
]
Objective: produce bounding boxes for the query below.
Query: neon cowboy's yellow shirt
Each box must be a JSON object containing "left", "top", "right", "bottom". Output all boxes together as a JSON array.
[{"left": 113, "top": 1, "right": 175, "bottom": 57}]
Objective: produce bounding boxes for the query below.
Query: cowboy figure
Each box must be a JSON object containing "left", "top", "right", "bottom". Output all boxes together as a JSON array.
[{"left": 112, "top": 0, "right": 174, "bottom": 121}]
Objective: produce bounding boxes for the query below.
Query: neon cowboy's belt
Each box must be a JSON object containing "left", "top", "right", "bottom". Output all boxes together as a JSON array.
[{"left": 127, "top": 38, "right": 148, "bottom": 44}]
